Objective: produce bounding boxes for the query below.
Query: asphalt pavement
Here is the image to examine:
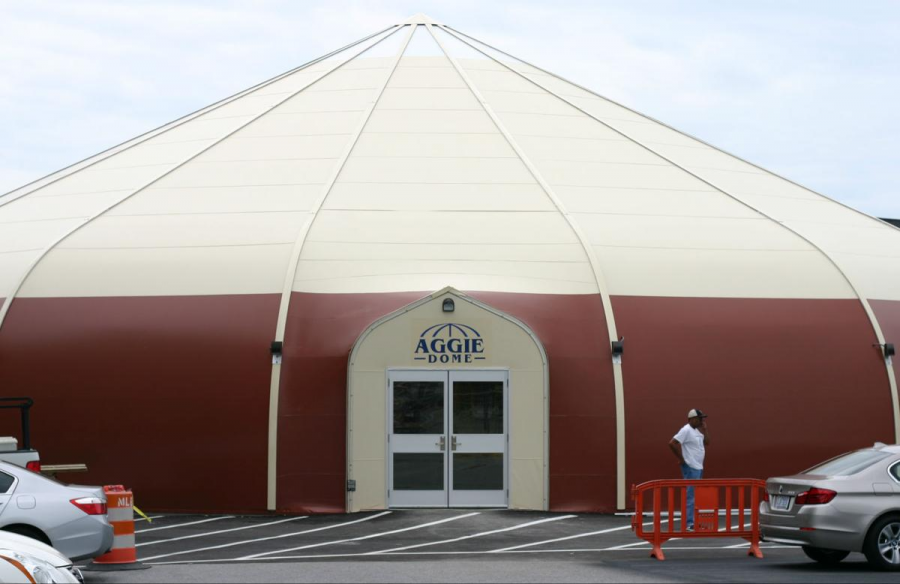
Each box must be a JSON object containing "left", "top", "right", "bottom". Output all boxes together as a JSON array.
[{"left": 76, "top": 510, "right": 897, "bottom": 583}]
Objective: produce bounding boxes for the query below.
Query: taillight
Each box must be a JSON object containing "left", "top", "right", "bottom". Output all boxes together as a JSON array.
[
  {"left": 795, "top": 488, "right": 836, "bottom": 505},
  {"left": 70, "top": 497, "right": 107, "bottom": 515},
  {"left": 25, "top": 461, "right": 41, "bottom": 473},
  {"left": 763, "top": 490, "right": 770, "bottom": 503}
]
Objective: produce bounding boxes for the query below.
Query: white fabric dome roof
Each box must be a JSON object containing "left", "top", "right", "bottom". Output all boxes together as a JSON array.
[{"left": 2, "top": 17, "right": 898, "bottom": 317}]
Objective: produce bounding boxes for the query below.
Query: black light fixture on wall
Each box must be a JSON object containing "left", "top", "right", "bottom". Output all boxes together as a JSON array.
[
  {"left": 271, "top": 341, "right": 283, "bottom": 364},
  {"left": 442, "top": 298, "right": 455, "bottom": 313},
  {"left": 875, "top": 342, "right": 895, "bottom": 359},
  {"left": 611, "top": 337, "right": 624, "bottom": 357}
]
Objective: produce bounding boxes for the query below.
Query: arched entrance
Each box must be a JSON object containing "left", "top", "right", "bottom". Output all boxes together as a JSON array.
[{"left": 346, "top": 287, "right": 548, "bottom": 511}]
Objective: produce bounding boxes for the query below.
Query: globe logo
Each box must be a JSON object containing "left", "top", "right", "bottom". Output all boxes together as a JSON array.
[{"left": 414, "top": 323, "right": 485, "bottom": 364}]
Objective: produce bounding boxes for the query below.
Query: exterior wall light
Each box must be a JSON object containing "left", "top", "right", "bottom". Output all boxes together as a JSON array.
[
  {"left": 442, "top": 298, "right": 455, "bottom": 313},
  {"left": 875, "top": 342, "right": 895, "bottom": 359},
  {"left": 611, "top": 337, "right": 624, "bottom": 357},
  {"left": 271, "top": 341, "right": 283, "bottom": 365}
]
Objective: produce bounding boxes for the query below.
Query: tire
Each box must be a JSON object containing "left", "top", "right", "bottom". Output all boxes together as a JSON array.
[
  {"left": 2, "top": 524, "right": 52, "bottom": 546},
  {"left": 864, "top": 514, "right": 900, "bottom": 571},
  {"left": 802, "top": 545, "right": 850, "bottom": 565}
]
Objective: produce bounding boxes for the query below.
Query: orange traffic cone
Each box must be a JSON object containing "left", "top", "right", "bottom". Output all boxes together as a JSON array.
[{"left": 83, "top": 485, "right": 149, "bottom": 571}]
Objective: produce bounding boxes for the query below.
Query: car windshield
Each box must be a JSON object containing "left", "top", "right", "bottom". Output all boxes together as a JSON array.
[{"left": 804, "top": 449, "right": 892, "bottom": 476}]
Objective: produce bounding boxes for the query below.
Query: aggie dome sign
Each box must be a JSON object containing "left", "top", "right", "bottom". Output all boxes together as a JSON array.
[
  {"left": 1, "top": 15, "right": 898, "bottom": 513},
  {"left": 414, "top": 324, "right": 486, "bottom": 364}
]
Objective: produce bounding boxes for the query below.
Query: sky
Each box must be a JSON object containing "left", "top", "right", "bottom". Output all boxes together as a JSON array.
[{"left": 1, "top": 0, "right": 898, "bottom": 218}]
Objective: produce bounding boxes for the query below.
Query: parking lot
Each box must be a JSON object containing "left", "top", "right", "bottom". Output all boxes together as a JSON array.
[{"left": 72, "top": 510, "right": 900, "bottom": 583}]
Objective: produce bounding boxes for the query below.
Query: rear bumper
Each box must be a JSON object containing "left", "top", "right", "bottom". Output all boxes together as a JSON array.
[
  {"left": 51, "top": 516, "right": 114, "bottom": 561},
  {"left": 759, "top": 502, "right": 865, "bottom": 552}
]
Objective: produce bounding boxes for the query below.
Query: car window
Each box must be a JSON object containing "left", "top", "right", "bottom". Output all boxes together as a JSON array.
[
  {"left": 0, "top": 472, "right": 14, "bottom": 494},
  {"left": 805, "top": 450, "right": 892, "bottom": 476},
  {"left": 891, "top": 462, "right": 900, "bottom": 482}
]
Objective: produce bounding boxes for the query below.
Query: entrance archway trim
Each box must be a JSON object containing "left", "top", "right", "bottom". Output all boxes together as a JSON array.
[{"left": 346, "top": 286, "right": 549, "bottom": 512}]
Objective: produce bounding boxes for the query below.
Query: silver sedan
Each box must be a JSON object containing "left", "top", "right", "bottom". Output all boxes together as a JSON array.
[
  {"left": 761, "top": 443, "right": 900, "bottom": 570},
  {"left": 0, "top": 461, "right": 113, "bottom": 561}
]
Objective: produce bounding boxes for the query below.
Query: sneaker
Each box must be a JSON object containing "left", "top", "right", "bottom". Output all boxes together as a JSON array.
[{"left": 686, "top": 525, "right": 694, "bottom": 532}]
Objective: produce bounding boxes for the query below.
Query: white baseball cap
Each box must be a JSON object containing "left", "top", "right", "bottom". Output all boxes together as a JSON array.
[{"left": 687, "top": 408, "right": 708, "bottom": 419}]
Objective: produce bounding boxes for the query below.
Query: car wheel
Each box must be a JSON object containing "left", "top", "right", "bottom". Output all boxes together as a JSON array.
[
  {"left": 802, "top": 545, "right": 850, "bottom": 564},
  {"left": 2, "top": 525, "right": 52, "bottom": 546},
  {"left": 864, "top": 515, "right": 900, "bottom": 570}
]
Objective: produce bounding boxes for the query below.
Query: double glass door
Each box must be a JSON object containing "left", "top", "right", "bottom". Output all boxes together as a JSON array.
[{"left": 388, "top": 370, "right": 508, "bottom": 508}]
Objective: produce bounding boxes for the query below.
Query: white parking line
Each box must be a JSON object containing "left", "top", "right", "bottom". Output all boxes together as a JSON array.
[
  {"left": 138, "top": 516, "right": 235, "bottom": 533},
  {"left": 371, "top": 515, "right": 576, "bottom": 555},
  {"left": 140, "top": 512, "right": 392, "bottom": 562},
  {"left": 604, "top": 540, "right": 652, "bottom": 550},
  {"left": 137, "top": 516, "right": 308, "bottom": 547},
  {"left": 241, "top": 512, "right": 481, "bottom": 560},
  {"left": 493, "top": 517, "right": 755, "bottom": 554},
  {"left": 490, "top": 518, "right": 668, "bottom": 552},
  {"left": 147, "top": 543, "right": 796, "bottom": 565}
]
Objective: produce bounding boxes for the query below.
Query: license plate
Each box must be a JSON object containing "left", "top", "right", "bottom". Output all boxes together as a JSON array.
[{"left": 772, "top": 495, "right": 791, "bottom": 510}]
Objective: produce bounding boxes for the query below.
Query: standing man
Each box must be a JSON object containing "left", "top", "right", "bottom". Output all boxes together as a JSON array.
[{"left": 668, "top": 408, "right": 709, "bottom": 531}]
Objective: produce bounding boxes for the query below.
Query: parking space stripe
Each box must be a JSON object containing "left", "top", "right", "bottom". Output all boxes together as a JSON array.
[
  {"left": 490, "top": 518, "right": 667, "bottom": 552},
  {"left": 603, "top": 540, "right": 652, "bottom": 550},
  {"left": 140, "top": 512, "right": 392, "bottom": 562},
  {"left": 370, "top": 515, "right": 577, "bottom": 555},
  {"left": 241, "top": 512, "right": 481, "bottom": 560},
  {"left": 146, "top": 544, "right": 797, "bottom": 565},
  {"left": 138, "top": 516, "right": 235, "bottom": 533},
  {"left": 137, "top": 516, "right": 309, "bottom": 547}
]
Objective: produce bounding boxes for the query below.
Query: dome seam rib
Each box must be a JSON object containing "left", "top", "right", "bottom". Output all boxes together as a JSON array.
[
  {"left": 427, "top": 23, "right": 629, "bottom": 510},
  {"left": 444, "top": 26, "right": 900, "bottom": 236},
  {"left": 264, "top": 24, "right": 416, "bottom": 511},
  {"left": 0, "top": 26, "right": 402, "bottom": 334},
  {"left": 440, "top": 26, "right": 900, "bottom": 443},
  {"left": 0, "top": 26, "right": 396, "bottom": 210}
]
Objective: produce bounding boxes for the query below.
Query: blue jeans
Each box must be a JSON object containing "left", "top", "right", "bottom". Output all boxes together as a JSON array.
[{"left": 681, "top": 463, "right": 703, "bottom": 528}]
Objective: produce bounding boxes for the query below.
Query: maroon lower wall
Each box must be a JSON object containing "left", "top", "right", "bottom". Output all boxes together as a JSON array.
[
  {"left": 276, "top": 292, "right": 424, "bottom": 513},
  {"left": 0, "top": 292, "right": 894, "bottom": 513},
  {"left": 470, "top": 292, "right": 616, "bottom": 512},
  {"left": 0, "top": 295, "right": 279, "bottom": 513},
  {"left": 872, "top": 299, "right": 900, "bottom": 384},
  {"left": 276, "top": 291, "right": 618, "bottom": 513},
  {"left": 612, "top": 296, "right": 895, "bottom": 491}
]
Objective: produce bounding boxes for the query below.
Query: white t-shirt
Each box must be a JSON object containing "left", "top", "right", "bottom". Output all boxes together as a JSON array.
[{"left": 673, "top": 424, "right": 705, "bottom": 470}]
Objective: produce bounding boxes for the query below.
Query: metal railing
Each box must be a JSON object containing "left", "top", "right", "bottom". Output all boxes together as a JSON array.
[
  {"left": 632, "top": 478, "right": 766, "bottom": 560},
  {"left": 0, "top": 397, "right": 34, "bottom": 450}
]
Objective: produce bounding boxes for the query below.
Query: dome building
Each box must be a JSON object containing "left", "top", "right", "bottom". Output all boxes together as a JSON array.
[{"left": 1, "top": 14, "right": 897, "bottom": 513}]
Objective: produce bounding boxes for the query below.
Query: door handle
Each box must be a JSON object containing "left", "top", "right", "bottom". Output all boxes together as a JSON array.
[
  {"left": 437, "top": 436, "right": 446, "bottom": 451},
  {"left": 451, "top": 435, "right": 460, "bottom": 451}
]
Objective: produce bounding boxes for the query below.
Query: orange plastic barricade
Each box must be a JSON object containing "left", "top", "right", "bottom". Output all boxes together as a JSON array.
[
  {"left": 84, "top": 485, "right": 149, "bottom": 571},
  {"left": 631, "top": 478, "right": 766, "bottom": 561}
]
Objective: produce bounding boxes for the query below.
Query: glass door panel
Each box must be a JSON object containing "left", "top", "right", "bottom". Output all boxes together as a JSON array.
[
  {"left": 388, "top": 371, "right": 447, "bottom": 507},
  {"left": 394, "top": 381, "right": 444, "bottom": 435},
  {"left": 393, "top": 453, "right": 444, "bottom": 490},
  {"left": 448, "top": 371, "right": 508, "bottom": 507},
  {"left": 453, "top": 453, "right": 504, "bottom": 490},
  {"left": 452, "top": 381, "right": 504, "bottom": 434}
]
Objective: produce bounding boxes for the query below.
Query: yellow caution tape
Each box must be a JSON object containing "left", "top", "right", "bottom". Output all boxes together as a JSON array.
[{"left": 133, "top": 505, "right": 151, "bottom": 523}]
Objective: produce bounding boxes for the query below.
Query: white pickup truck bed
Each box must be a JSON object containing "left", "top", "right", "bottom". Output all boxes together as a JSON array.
[{"left": 0, "top": 436, "right": 39, "bottom": 469}]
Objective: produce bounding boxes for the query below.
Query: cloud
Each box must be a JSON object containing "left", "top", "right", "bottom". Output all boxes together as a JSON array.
[{"left": 1, "top": 0, "right": 898, "bottom": 217}]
